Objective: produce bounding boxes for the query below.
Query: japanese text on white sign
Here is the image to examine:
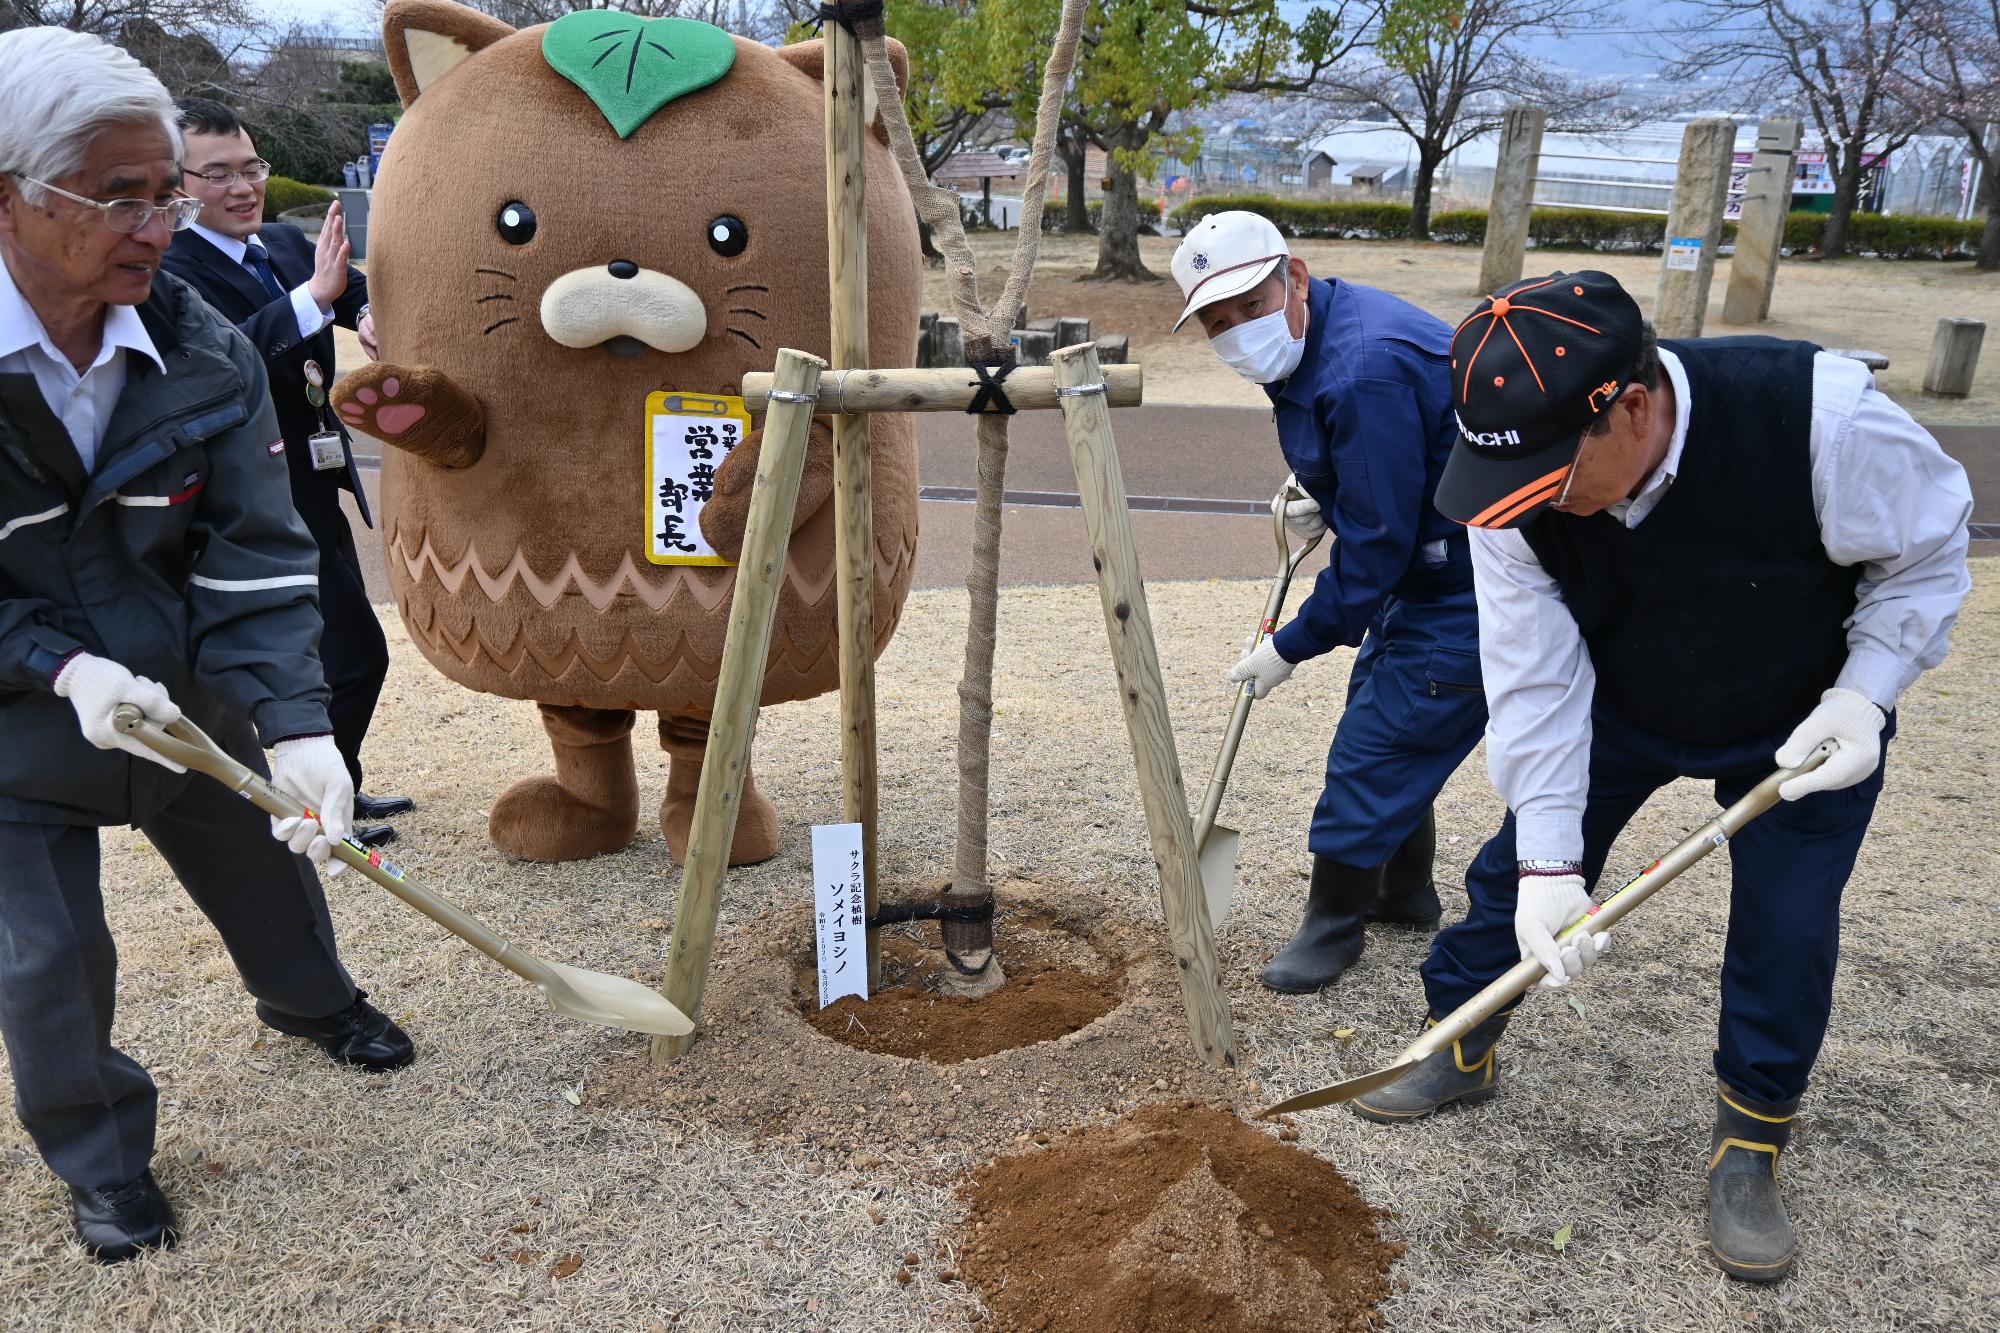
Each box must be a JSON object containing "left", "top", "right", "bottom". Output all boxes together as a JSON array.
[
  {"left": 644, "top": 391, "right": 747, "bottom": 566},
  {"left": 813, "top": 822, "right": 868, "bottom": 1008}
]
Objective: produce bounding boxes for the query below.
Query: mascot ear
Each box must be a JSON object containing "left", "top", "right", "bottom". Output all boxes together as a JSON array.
[
  {"left": 774, "top": 37, "right": 910, "bottom": 144},
  {"left": 383, "top": 0, "right": 516, "bottom": 107}
]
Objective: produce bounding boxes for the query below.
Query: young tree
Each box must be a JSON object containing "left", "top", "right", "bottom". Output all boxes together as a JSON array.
[
  {"left": 965, "top": 0, "right": 1370, "bottom": 280},
  {"left": 1900, "top": 0, "right": 2000, "bottom": 267},
  {"left": 1667, "top": 0, "right": 1927, "bottom": 258},
  {"left": 1314, "top": 0, "right": 1621, "bottom": 241}
]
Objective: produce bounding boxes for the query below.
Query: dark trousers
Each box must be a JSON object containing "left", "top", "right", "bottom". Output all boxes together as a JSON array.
[
  {"left": 0, "top": 717, "right": 355, "bottom": 1189},
  {"left": 1310, "top": 589, "right": 1488, "bottom": 866},
  {"left": 1422, "top": 706, "right": 1890, "bottom": 1105},
  {"left": 302, "top": 499, "right": 388, "bottom": 791}
]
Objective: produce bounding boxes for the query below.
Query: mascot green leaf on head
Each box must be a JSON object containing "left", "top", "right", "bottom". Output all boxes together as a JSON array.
[{"left": 332, "top": 0, "right": 922, "bottom": 866}]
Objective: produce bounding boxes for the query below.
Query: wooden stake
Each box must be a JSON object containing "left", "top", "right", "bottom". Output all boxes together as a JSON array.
[
  {"left": 1049, "top": 342, "right": 1236, "bottom": 1069},
  {"left": 742, "top": 364, "right": 1144, "bottom": 414},
  {"left": 823, "top": 17, "right": 881, "bottom": 989},
  {"left": 654, "top": 349, "right": 827, "bottom": 1062}
]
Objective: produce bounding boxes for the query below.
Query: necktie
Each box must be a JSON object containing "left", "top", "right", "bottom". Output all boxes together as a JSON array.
[{"left": 243, "top": 240, "right": 286, "bottom": 301}]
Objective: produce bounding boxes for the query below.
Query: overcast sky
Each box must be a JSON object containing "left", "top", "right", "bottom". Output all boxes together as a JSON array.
[{"left": 256, "top": 0, "right": 1717, "bottom": 80}]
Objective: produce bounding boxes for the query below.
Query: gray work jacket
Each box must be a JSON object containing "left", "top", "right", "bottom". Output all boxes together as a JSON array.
[{"left": 0, "top": 271, "right": 331, "bottom": 826}]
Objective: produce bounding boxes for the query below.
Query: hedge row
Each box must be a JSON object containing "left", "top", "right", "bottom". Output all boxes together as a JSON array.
[
  {"left": 1169, "top": 194, "right": 1986, "bottom": 258},
  {"left": 263, "top": 175, "right": 337, "bottom": 221}
]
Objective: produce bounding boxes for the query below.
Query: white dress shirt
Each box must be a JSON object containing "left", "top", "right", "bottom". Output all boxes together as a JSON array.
[
  {"left": 0, "top": 252, "right": 165, "bottom": 473},
  {"left": 189, "top": 223, "right": 331, "bottom": 343},
  {"left": 1471, "top": 348, "right": 1974, "bottom": 862}
]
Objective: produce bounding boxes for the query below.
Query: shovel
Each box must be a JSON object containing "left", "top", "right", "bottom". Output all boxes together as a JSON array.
[
  {"left": 113, "top": 704, "right": 692, "bottom": 1038},
  {"left": 1261, "top": 743, "right": 1833, "bottom": 1116},
  {"left": 1192, "top": 483, "right": 1326, "bottom": 930}
]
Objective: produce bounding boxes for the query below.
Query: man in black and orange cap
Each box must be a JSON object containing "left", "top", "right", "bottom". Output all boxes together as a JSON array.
[{"left": 1350, "top": 269, "right": 1973, "bottom": 1283}]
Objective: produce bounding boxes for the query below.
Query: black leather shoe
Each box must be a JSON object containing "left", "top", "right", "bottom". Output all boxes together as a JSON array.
[
  {"left": 354, "top": 792, "right": 415, "bottom": 821},
  {"left": 353, "top": 823, "right": 398, "bottom": 849},
  {"left": 70, "top": 1169, "right": 177, "bottom": 1263},
  {"left": 256, "top": 991, "right": 415, "bottom": 1071}
]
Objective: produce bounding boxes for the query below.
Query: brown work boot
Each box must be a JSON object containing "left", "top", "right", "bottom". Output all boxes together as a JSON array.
[
  {"left": 657, "top": 714, "right": 781, "bottom": 867},
  {"left": 1707, "top": 1082, "right": 1802, "bottom": 1282},
  {"left": 1350, "top": 1020, "right": 1502, "bottom": 1122},
  {"left": 488, "top": 705, "right": 641, "bottom": 862}
]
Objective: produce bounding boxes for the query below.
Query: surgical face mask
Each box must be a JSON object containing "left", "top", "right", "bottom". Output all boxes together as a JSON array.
[{"left": 1209, "top": 276, "right": 1306, "bottom": 384}]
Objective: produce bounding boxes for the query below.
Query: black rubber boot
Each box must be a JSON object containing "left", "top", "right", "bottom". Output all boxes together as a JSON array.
[
  {"left": 1707, "top": 1082, "right": 1801, "bottom": 1282},
  {"left": 1371, "top": 807, "right": 1442, "bottom": 929},
  {"left": 1259, "top": 858, "right": 1382, "bottom": 993},
  {"left": 1350, "top": 1019, "right": 1502, "bottom": 1122}
]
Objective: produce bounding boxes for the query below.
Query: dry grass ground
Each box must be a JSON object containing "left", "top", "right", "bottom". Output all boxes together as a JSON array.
[
  {"left": 1, "top": 563, "right": 1995, "bottom": 1331},
  {"left": 924, "top": 233, "right": 2000, "bottom": 423}
]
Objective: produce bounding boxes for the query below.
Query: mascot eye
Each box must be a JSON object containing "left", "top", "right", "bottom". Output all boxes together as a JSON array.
[
  {"left": 496, "top": 201, "right": 537, "bottom": 246},
  {"left": 706, "top": 215, "right": 748, "bottom": 257}
]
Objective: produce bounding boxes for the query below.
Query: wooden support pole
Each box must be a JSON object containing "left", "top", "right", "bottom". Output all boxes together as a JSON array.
[
  {"left": 1722, "top": 117, "right": 1800, "bottom": 326},
  {"left": 823, "top": 16, "right": 881, "bottom": 990},
  {"left": 1477, "top": 105, "right": 1546, "bottom": 296},
  {"left": 1050, "top": 342, "right": 1236, "bottom": 1069},
  {"left": 1921, "top": 317, "right": 1986, "bottom": 398},
  {"left": 743, "top": 363, "right": 1144, "bottom": 414},
  {"left": 1654, "top": 117, "right": 1738, "bottom": 339},
  {"left": 654, "top": 350, "right": 827, "bottom": 1062}
]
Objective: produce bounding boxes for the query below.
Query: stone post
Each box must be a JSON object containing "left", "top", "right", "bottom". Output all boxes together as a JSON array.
[
  {"left": 1722, "top": 117, "right": 1800, "bottom": 325},
  {"left": 1921, "top": 318, "right": 1986, "bottom": 398},
  {"left": 1654, "top": 117, "right": 1739, "bottom": 338},
  {"left": 1477, "top": 105, "right": 1546, "bottom": 295}
]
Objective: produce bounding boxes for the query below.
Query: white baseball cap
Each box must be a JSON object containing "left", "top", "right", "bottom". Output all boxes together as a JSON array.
[{"left": 1170, "top": 211, "right": 1291, "bottom": 332}]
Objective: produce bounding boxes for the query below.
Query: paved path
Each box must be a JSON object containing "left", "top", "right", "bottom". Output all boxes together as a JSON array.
[{"left": 341, "top": 406, "right": 1998, "bottom": 603}]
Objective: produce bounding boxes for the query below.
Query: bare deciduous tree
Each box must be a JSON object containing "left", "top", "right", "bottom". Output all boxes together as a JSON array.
[
  {"left": 1667, "top": 0, "right": 1927, "bottom": 258},
  {"left": 1899, "top": 0, "right": 2000, "bottom": 266}
]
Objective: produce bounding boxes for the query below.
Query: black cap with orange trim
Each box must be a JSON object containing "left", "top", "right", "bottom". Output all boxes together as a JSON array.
[{"left": 1434, "top": 270, "right": 1644, "bottom": 530}]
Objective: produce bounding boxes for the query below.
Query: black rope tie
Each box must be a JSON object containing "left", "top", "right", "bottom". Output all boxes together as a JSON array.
[
  {"left": 966, "top": 360, "right": 1019, "bottom": 416},
  {"left": 815, "top": 0, "right": 885, "bottom": 35},
  {"left": 867, "top": 898, "right": 996, "bottom": 929}
]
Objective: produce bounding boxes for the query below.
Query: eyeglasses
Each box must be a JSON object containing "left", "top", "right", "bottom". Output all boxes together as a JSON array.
[
  {"left": 1554, "top": 428, "right": 1600, "bottom": 508},
  {"left": 183, "top": 161, "right": 271, "bottom": 188},
  {"left": 11, "top": 175, "right": 203, "bottom": 234}
]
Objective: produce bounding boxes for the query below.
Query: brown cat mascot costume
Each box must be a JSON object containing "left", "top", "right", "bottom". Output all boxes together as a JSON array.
[{"left": 333, "top": 0, "right": 920, "bottom": 864}]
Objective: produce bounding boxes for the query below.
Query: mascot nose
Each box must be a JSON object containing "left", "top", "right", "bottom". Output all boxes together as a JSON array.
[{"left": 539, "top": 264, "right": 707, "bottom": 356}]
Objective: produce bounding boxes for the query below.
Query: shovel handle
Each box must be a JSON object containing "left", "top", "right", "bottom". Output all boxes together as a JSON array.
[
  {"left": 1397, "top": 744, "right": 1834, "bottom": 1066},
  {"left": 1192, "top": 491, "right": 1325, "bottom": 846},
  {"left": 110, "top": 705, "right": 557, "bottom": 993}
]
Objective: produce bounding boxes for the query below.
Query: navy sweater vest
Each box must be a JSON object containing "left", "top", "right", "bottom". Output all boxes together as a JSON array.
[{"left": 1519, "top": 338, "right": 1858, "bottom": 745}]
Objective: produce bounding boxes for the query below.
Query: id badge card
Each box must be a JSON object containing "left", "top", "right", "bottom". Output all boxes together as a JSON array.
[
  {"left": 644, "top": 391, "right": 748, "bottom": 567},
  {"left": 308, "top": 430, "right": 345, "bottom": 471}
]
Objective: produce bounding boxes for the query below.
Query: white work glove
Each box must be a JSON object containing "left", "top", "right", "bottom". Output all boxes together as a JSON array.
[
  {"left": 268, "top": 736, "right": 354, "bottom": 876},
  {"left": 1774, "top": 687, "right": 1883, "bottom": 801},
  {"left": 1515, "top": 872, "right": 1611, "bottom": 989},
  {"left": 1225, "top": 637, "right": 1296, "bottom": 700},
  {"left": 1270, "top": 473, "right": 1326, "bottom": 540},
  {"left": 52, "top": 653, "right": 187, "bottom": 773}
]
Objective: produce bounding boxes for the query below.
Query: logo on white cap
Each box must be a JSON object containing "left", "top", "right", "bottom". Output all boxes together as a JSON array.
[{"left": 1191, "top": 252, "right": 1209, "bottom": 271}]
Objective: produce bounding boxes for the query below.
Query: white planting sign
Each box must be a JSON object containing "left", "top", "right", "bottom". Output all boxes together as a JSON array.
[{"left": 812, "top": 822, "right": 868, "bottom": 1008}]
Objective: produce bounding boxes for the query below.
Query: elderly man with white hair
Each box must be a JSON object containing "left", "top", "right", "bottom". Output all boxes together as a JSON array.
[{"left": 0, "top": 28, "right": 416, "bottom": 1262}]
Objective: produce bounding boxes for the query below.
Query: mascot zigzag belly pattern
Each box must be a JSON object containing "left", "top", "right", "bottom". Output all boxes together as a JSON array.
[{"left": 333, "top": 0, "right": 920, "bottom": 864}]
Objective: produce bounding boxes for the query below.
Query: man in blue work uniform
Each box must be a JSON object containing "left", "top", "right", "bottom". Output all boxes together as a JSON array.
[{"left": 1172, "top": 210, "right": 1487, "bottom": 992}]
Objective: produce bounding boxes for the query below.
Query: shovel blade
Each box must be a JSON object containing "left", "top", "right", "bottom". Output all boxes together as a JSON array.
[
  {"left": 1197, "top": 823, "right": 1240, "bottom": 930},
  {"left": 1259, "top": 1059, "right": 1419, "bottom": 1117},
  {"left": 539, "top": 961, "right": 693, "bottom": 1037}
]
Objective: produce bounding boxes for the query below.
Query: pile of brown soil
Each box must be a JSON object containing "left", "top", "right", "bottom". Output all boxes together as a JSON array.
[
  {"left": 955, "top": 1102, "right": 1398, "bottom": 1333},
  {"left": 799, "top": 918, "right": 1125, "bottom": 1063}
]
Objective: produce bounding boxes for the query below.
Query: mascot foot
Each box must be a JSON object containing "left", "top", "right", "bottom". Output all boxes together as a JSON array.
[
  {"left": 658, "top": 715, "right": 781, "bottom": 866},
  {"left": 489, "top": 705, "right": 640, "bottom": 862}
]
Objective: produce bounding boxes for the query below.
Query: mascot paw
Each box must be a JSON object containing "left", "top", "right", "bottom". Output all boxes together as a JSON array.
[
  {"left": 659, "top": 782, "right": 780, "bottom": 867},
  {"left": 490, "top": 775, "right": 639, "bottom": 862},
  {"left": 698, "top": 419, "right": 836, "bottom": 561},
  {"left": 332, "top": 363, "right": 486, "bottom": 468}
]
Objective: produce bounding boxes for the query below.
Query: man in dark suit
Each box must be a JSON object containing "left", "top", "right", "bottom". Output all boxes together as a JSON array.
[{"left": 163, "top": 98, "right": 409, "bottom": 845}]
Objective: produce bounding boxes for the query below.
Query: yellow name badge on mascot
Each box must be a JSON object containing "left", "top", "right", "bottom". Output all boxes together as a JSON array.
[{"left": 644, "top": 392, "right": 749, "bottom": 566}]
